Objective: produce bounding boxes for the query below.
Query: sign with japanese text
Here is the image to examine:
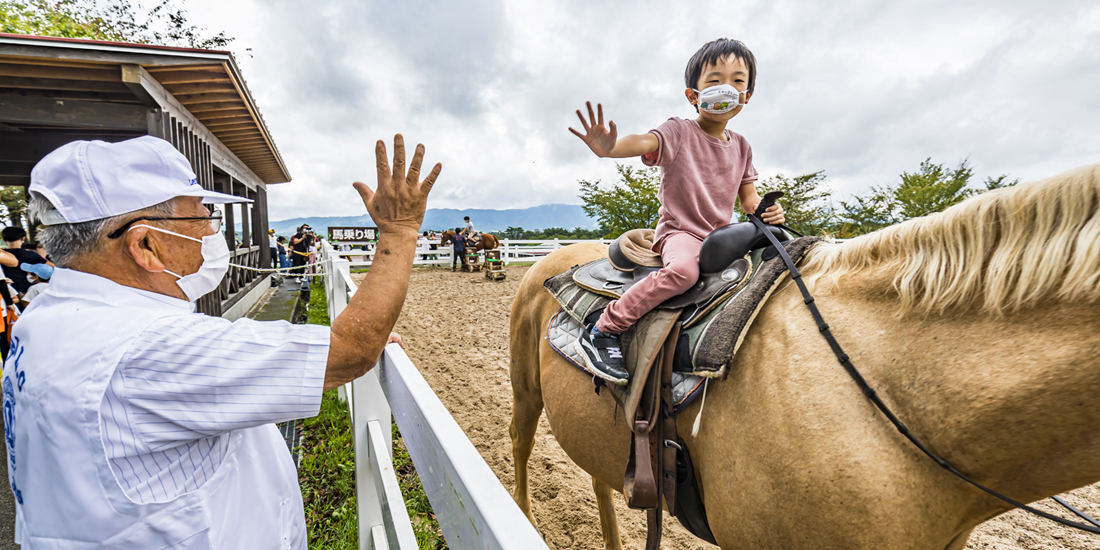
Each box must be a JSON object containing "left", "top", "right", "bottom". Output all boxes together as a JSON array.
[{"left": 329, "top": 227, "right": 378, "bottom": 241}]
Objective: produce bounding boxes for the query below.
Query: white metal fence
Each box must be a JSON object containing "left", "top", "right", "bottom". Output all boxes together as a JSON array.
[
  {"left": 327, "top": 238, "right": 613, "bottom": 268},
  {"left": 319, "top": 242, "right": 550, "bottom": 550}
]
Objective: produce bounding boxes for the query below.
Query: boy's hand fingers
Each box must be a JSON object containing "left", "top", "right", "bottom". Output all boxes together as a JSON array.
[
  {"left": 575, "top": 109, "right": 590, "bottom": 131},
  {"left": 568, "top": 127, "right": 585, "bottom": 139},
  {"left": 586, "top": 101, "right": 597, "bottom": 125},
  {"left": 597, "top": 103, "right": 604, "bottom": 127}
]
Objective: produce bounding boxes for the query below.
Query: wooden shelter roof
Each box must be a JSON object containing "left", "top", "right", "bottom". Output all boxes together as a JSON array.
[{"left": 0, "top": 33, "right": 290, "bottom": 184}]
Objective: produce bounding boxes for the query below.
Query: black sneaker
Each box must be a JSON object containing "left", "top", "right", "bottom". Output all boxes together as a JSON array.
[{"left": 575, "top": 324, "right": 629, "bottom": 385}]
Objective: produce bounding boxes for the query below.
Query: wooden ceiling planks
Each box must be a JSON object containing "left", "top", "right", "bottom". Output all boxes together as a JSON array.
[{"left": 1, "top": 36, "right": 289, "bottom": 184}]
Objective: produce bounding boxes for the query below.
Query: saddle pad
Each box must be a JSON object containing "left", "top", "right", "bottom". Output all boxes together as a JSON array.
[
  {"left": 681, "top": 236, "right": 824, "bottom": 377},
  {"left": 546, "top": 310, "right": 706, "bottom": 412},
  {"left": 543, "top": 263, "right": 612, "bottom": 325}
]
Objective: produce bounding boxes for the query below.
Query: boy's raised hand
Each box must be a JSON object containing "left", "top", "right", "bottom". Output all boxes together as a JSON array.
[{"left": 569, "top": 101, "right": 617, "bottom": 158}]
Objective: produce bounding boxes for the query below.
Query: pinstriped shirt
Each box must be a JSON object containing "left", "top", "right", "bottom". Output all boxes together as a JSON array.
[{"left": 98, "top": 308, "right": 329, "bottom": 504}]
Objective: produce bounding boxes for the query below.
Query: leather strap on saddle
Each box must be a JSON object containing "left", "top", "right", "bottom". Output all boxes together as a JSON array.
[{"left": 624, "top": 323, "right": 682, "bottom": 550}]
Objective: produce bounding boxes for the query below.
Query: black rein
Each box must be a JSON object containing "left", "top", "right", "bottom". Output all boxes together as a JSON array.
[{"left": 746, "top": 213, "right": 1100, "bottom": 536}]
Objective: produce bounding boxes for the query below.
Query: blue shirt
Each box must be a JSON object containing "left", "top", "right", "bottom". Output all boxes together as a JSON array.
[{"left": 452, "top": 234, "right": 466, "bottom": 252}]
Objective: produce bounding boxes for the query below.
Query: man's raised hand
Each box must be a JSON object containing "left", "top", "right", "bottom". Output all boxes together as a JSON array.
[
  {"left": 569, "top": 102, "right": 617, "bottom": 158},
  {"left": 354, "top": 134, "right": 442, "bottom": 234}
]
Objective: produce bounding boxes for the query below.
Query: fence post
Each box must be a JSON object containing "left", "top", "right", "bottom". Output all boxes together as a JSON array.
[{"left": 502, "top": 238, "right": 509, "bottom": 266}]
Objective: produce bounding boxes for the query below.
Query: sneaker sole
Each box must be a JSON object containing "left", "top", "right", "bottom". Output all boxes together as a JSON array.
[{"left": 571, "top": 339, "right": 629, "bottom": 386}]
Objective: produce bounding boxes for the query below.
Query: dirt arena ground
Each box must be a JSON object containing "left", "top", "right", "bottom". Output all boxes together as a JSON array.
[{"left": 354, "top": 264, "right": 1100, "bottom": 550}]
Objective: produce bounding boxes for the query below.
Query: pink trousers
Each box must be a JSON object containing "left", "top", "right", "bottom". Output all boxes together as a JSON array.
[{"left": 596, "top": 231, "right": 702, "bottom": 334}]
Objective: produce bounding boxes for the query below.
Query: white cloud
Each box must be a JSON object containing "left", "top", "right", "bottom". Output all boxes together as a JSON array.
[{"left": 182, "top": 0, "right": 1100, "bottom": 221}]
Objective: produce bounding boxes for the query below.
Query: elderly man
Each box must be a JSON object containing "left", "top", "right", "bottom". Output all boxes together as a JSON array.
[{"left": 3, "top": 135, "right": 440, "bottom": 548}]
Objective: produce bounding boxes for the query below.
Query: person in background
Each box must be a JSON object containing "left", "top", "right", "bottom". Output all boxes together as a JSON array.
[
  {"left": 461, "top": 216, "right": 475, "bottom": 237},
  {"left": 20, "top": 262, "right": 52, "bottom": 305},
  {"left": 2, "top": 226, "right": 50, "bottom": 295},
  {"left": 451, "top": 226, "right": 467, "bottom": 272},
  {"left": 289, "top": 225, "right": 312, "bottom": 281},
  {"left": 276, "top": 236, "right": 290, "bottom": 269},
  {"left": 268, "top": 229, "right": 278, "bottom": 268},
  {"left": 306, "top": 235, "right": 318, "bottom": 276}
]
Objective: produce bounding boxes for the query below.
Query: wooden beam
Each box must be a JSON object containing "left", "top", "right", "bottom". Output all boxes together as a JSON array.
[
  {"left": 0, "top": 160, "right": 35, "bottom": 176},
  {"left": 0, "top": 76, "right": 130, "bottom": 93},
  {"left": 160, "top": 82, "right": 238, "bottom": 95},
  {"left": 187, "top": 105, "right": 250, "bottom": 115},
  {"left": 0, "top": 62, "right": 120, "bottom": 82},
  {"left": 212, "top": 129, "right": 262, "bottom": 138},
  {"left": 0, "top": 42, "right": 232, "bottom": 69},
  {"left": 0, "top": 175, "right": 30, "bottom": 186},
  {"left": 121, "top": 64, "right": 158, "bottom": 107},
  {"left": 172, "top": 93, "right": 243, "bottom": 104},
  {"left": 0, "top": 132, "right": 139, "bottom": 160},
  {"left": 0, "top": 122, "right": 23, "bottom": 132},
  {"left": 0, "top": 89, "right": 143, "bottom": 103},
  {"left": 0, "top": 94, "right": 149, "bottom": 130},
  {"left": 204, "top": 121, "right": 255, "bottom": 130},
  {"left": 195, "top": 113, "right": 254, "bottom": 122}
]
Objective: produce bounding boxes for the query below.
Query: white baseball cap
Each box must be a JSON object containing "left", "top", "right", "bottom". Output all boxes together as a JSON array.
[{"left": 29, "top": 135, "right": 250, "bottom": 226}]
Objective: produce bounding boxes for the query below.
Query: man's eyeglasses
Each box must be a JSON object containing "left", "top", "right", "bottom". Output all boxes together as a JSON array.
[{"left": 107, "top": 208, "right": 223, "bottom": 239}]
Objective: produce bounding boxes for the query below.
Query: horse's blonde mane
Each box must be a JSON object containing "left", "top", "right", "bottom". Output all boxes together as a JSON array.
[{"left": 801, "top": 164, "right": 1100, "bottom": 315}]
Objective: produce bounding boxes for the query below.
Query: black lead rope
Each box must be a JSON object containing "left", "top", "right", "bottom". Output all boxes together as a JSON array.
[{"left": 747, "top": 213, "right": 1100, "bottom": 536}]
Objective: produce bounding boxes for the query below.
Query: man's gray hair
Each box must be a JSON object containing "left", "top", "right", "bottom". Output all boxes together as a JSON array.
[{"left": 28, "top": 194, "right": 178, "bottom": 267}]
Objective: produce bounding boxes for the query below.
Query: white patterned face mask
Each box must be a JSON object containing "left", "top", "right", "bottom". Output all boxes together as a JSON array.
[
  {"left": 692, "top": 84, "right": 747, "bottom": 114},
  {"left": 131, "top": 224, "right": 230, "bottom": 302}
]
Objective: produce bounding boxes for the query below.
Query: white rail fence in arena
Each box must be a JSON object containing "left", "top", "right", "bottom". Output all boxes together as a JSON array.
[
  {"left": 319, "top": 242, "right": 550, "bottom": 550},
  {"left": 329, "top": 238, "right": 614, "bottom": 268}
]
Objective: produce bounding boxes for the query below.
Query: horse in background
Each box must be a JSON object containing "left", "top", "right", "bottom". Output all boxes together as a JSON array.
[
  {"left": 508, "top": 164, "right": 1100, "bottom": 549},
  {"left": 440, "top": 230, "right": 499, "bottom": 252}
]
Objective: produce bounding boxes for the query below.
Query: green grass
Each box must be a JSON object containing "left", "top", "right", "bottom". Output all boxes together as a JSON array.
[{"left": 301, "top": 281, "right": 447, "bottom": 549}]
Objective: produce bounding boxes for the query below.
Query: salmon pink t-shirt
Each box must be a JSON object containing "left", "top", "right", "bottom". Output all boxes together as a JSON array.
[{"left": 641, "top": 117, "right": 758, "bottom": 245}]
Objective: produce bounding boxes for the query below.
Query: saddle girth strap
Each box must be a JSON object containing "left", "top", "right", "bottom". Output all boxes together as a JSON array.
[{"left": 623, "top": 323, "right": 682, "bottom": 550}]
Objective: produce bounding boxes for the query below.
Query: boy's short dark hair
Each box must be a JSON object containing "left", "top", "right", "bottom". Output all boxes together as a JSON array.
[
  {"left": 2, "top": 226, "right": 26, "bottom": 242},
  {"left": 21, "top": 241, "right": 38, "bottom": 250},
  {"left": 463, "top": 216, "right": 470, "bottom": 221},
  {"left": 684, "top": 38, "right": 757, "bottom": 93}
]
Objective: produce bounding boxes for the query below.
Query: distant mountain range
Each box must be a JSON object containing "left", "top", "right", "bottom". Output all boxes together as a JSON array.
[{"left": 267, "top": 204, "right": 599, "bottom": 237}]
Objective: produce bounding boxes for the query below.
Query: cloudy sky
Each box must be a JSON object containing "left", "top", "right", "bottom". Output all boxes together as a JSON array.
[{"left": 182, "top": 0, "right": 1100, "bottom": 223}]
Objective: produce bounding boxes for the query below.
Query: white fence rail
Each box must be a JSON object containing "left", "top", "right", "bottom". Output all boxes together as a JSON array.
[
  {"left": 328, "top": 238, "right": 613, "bottom": 268},
  {"left": 320, "top": 242, "right": 549, "bottom": 550}
]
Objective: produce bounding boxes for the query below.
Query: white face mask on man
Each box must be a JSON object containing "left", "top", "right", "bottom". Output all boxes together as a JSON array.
[{"left": 129, "top": 224, "right": 230, "bottom": 302}]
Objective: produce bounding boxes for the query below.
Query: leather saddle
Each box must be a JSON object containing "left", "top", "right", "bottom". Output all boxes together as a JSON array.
[{"left": 573, "top": 221, "right": 790, "bottom": 323}]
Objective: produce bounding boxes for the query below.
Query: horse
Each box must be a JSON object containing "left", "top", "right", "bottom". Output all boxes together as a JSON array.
[
  {"left": 508, "top": 164, "right": 1100, "bottom": 550},
  {"left": 440, "top": 230, "right": 499, "bottom": 252}
]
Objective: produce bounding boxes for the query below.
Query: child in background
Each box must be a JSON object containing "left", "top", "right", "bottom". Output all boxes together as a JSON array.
[{"left": 570, "top": 38, "right": 785, "bottom": 384}]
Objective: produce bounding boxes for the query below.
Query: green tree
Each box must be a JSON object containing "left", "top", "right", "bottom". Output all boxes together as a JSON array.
[
  {"left": 982, "top": 174, "right": 1020, "bottom": 190},
  {"left": 0, "top": 0, "right": 233, "bottom": 49},
  {"left": 835, "top": 185, "right": 898, "bottom": 238},
  {"left": 578, "top": 163, "right": 661, "bottom": 239},
  {"left": 739, "top": 171, "right": 835, "bottom": 236},
  {"left": 894, "top": 158, "right": 978, "bottom": 220}
]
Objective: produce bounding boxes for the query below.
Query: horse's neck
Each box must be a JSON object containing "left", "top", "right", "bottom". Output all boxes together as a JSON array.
[{"left": 821, "top": 280, "right": 1100, "bottom": 502}]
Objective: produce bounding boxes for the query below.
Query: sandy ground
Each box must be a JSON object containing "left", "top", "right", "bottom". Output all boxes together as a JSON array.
[{"left": 353, "top": 264, "right": 1100, "bottom": 550}]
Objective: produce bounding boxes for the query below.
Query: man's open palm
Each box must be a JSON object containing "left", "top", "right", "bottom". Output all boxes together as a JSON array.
[
  {"left": 569, "top": 101, "right": 617, "bottom": 158},
  {"left": 354, "top": 134, "right": 442, "bottom": 233}
]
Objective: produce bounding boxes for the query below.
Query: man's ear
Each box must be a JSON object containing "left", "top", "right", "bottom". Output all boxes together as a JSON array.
[
  {"left": 123, "top": 227, "right": 168, "bottom": 273},
  {"left": 684, "top": 88, "right": 697, "bottom": 105}
]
